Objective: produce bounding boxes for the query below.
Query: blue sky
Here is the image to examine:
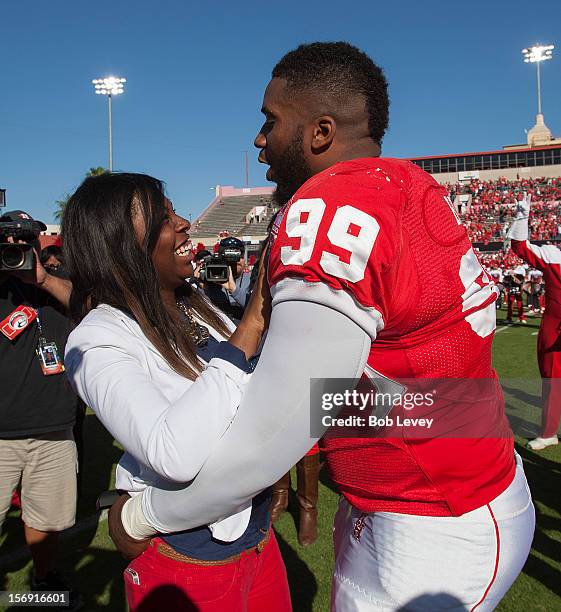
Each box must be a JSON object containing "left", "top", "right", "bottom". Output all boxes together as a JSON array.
[{"left": 1, "top": 0, "right": 560, "bottom": 223}]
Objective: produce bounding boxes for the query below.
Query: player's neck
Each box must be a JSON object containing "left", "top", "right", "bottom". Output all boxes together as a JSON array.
[
  {"left": 315, "top": 141, "right": 381, "bottom": 174},
  {"left": 342, "top": 139, "right": 381, "bottom": 162}
]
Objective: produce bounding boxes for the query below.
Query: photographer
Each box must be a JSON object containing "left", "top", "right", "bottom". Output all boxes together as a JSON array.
[
  {"left": 191, "top": 249, "right": 231, "bottom": 313},
  {"left": 221, "top": 237, "right": 252, "bottom": 309},
  {"left": 504, "top": 266, "right": 527, "bottom": 324},
  {"left": 40, "top": 244, "right": 86, "bottom": 496},
  {"left": 0, "top": 211, "right": 81, "bottom": 608},
  {"left": 195, "top": 237, "right": 252, "bottom": 320},
  {"left": 40, "top": 245, "right": 65, "bottom": 276}
]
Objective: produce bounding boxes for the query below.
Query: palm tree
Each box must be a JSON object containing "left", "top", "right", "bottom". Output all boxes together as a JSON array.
[
  {"left": 54, "top": 194, "right": 71, "bottom": 223},
  {"left": 87, "top": 166, "right": 107, "bottom": 177},
  {"left": 53, "top": 167, "right": 108, "bottom": 223}
]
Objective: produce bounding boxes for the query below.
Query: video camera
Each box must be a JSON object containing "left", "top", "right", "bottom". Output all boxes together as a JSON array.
[
  {"left": 0, "top": 218, "right": 43, "bottom": 272},
  {"left": 198, "top": 238, "right": 245, "bottom": 284}
]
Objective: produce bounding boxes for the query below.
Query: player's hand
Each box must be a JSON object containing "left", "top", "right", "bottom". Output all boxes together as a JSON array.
[
  {"left": 515, "top": 193, "right": 531, "bottom": 219},
  {"left": 108, "top": 493, "right": 151, "bottom": 560}
]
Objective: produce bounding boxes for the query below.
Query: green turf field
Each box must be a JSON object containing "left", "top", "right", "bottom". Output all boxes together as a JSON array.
[{"left": 1, "top": 308, "right": 560, "bottom": 611}]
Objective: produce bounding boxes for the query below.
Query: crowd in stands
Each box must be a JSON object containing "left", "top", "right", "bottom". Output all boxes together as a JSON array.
[
  {"left": 477, "top": 250, "right": 524, "bottom": 271},
  {"left": 447, "top": 177, "right": 561, "bottom": 245},
  {"left": 201, "top": 176, "right": 561, "bottom": 292}
]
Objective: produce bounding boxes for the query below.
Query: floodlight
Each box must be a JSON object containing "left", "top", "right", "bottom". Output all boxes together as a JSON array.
[{"left": 91, "top": 75, "right": 127, "bottom": 171}]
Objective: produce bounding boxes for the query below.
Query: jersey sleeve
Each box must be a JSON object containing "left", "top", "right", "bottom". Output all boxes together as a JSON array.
[
  {"left": 511, "top": 239, "right": 561, "bottom": 271},
  {"left": 506, "top": 210, "right": 559, "bottom": 271},
  {"left": 268, "top": 172, "right": 402, "bottom": 339}
]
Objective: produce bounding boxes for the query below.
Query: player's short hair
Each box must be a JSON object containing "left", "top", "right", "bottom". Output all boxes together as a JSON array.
[{"left": 272, "top": 42, "right": 389, "bottom": 145}]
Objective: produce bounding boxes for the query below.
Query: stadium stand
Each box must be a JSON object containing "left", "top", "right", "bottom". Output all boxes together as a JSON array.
[
  {"left": 188, "top": 175, "right": 561, "bottom": 256},
  {"left": 477, "top": 250, "right": 525, "bottom": 272},
  {"left": 448, "top": 177, "right": 561, "bottom": 246},
  {"left": 190, "top": 186, "right": 278, "bottom": 242},
  {"left": 38, "top": 145, "right": 561, "bottom": 257}
]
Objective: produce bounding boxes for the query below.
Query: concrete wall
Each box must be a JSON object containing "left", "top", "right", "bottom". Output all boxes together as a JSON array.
[
  {"left": 215, "top": 185, "right": 274, "bottom": 198},
  {"left": 194, "top": 185, "right": 275, "bottom": 226},
  {"left": 432, "top": 164, "right": 561, "bottom": 184},
  {"left": 194, "top": 235, "right": 267, "bottom": 248},
  {"left": 42, "top": 224, "right": 61, "bottom": 236}
]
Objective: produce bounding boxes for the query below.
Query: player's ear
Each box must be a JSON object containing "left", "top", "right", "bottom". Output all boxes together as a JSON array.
[{"left": 311, "top": 116, "right": 336, "bottom": 154}]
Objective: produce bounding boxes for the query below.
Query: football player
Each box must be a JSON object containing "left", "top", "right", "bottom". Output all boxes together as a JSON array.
[
  {"left": 508, "top": 195, "right": 561, "bottom": 450},
  {"left": 528, "top": 269, "right": 545, "bottom": 314},
  {"left": 110, "top": 42, "right": 535, "bottom": 611},
  {"left": 504, "top": 266, "right": 527, "bottom": 324}
]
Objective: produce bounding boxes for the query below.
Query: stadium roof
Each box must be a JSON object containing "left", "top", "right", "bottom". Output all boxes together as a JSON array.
[{"left": 409, "top": 143, "right": 560, "bottom": 161}]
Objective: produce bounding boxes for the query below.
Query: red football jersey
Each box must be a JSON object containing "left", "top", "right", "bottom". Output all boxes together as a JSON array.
[{"left": 268, "top": 157, "right": 514, "bottom": 517}]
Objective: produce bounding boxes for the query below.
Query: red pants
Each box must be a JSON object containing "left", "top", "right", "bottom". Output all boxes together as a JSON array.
[
  {"left": 11, "top": 490, "right": 21, "bottom": 510},
  {"left": 507, "top": 295, "right": 525, "bottom": 321},
  {"left": 124, "top": 530, "right": 292, "bottom": 612},
  {"left": 537, "top": 314, "right": 561, "bottom": 438}
]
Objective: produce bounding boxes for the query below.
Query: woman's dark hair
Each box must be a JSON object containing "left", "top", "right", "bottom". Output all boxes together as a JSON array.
[
  {"left": 40, "top": 245, "right": 64, "bottom": 266},
  {"left": 62, "top": 172, "right": 231, "bottom": 380}
]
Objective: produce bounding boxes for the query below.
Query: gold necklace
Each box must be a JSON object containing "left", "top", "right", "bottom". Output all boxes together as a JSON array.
[{"left": 176, "top": 299, "right": 210, "bottom": 347}]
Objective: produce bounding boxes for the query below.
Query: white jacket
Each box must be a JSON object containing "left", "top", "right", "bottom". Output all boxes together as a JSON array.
[{"left": 64, "top": 303, "right": 252, "bottom": 540}]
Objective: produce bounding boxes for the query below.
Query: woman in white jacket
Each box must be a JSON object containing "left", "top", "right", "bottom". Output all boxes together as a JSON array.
[{"left": 62, "top": 172, "right": 290, "bottom": 612}]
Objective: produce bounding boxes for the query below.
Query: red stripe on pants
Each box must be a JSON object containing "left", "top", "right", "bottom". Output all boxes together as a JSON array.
[
  {"left": 470, "top": 504, "right": 501, "bottom": 611},
  {"left": 124, "top": 530, "right": 292, "bottom": 611}
]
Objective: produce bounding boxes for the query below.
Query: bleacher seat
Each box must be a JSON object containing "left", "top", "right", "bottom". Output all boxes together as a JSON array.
[{"left": 191, "top": 195, "right": 276, "bottom": 238}]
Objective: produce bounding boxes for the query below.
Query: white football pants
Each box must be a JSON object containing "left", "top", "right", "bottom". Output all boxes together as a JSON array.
[{"left": 331, "top": 453, "right": 535, "bottom": 611}]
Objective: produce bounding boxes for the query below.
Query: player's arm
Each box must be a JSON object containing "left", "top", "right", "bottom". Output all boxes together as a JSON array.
[
  {"left": 118, "top": 301, "right": 371, "bottom": 540},
  {"left": 507, "top": 193, "right": 549, "bottom": 270},
  {"left": 65, "top": 322, "right": 252, "bottom": 483},
  {"left": 116, "top": 176, "right": 395, "bottom": 543}
]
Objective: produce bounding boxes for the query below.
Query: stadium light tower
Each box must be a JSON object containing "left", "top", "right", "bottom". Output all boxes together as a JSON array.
[
  {"left": 92, "top": 76, "right": 126, "bottom": 172},
  {"left": 522, "top": 44, "right": 554, "bottom": 115}
]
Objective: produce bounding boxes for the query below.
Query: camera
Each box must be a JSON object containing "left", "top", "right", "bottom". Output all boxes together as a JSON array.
[
  {"left": 198, "top": 253, "right": 230, "bottom": 284},
  {"left": 198, "top": 238, "right": 245, "bottom": 284},
  {"left": 0, "top": 219, "right": 43, "bottom": 272}
]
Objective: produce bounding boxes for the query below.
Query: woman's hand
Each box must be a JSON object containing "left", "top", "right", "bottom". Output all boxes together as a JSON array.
[
  {"left": 243, "top": 245, "right": 271, "bottom": 335},
  {"left": 228, "top": 245, "right": 271, "bottom": 358}
]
